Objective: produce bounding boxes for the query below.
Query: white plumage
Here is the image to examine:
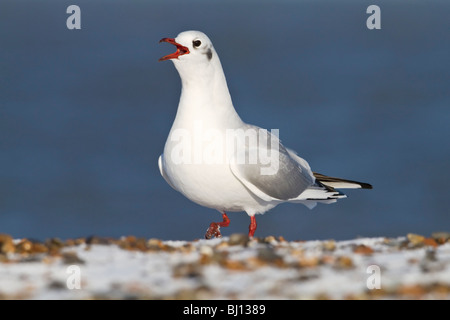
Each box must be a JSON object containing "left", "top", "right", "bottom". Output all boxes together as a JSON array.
[{"left": 158, "top": 30, "right": 371, "bottom": 238}]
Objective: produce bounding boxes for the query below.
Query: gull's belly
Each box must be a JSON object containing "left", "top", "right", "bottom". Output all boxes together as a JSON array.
[
  {"left": 164, "top": 160, "right": 258, "bottom": 212},
  {"left": 161, "top": 122, "right": 279, "bottom": 215}
]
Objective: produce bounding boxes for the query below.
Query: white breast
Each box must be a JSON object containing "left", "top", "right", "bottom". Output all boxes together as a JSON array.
[{"left": 161, "top": 129, "right": 269, "bottom": 213}]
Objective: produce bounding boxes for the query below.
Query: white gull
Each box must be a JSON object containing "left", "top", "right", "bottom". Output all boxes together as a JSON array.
[{"left": 158, "top": 30, "right": 371, "bottom": 239}]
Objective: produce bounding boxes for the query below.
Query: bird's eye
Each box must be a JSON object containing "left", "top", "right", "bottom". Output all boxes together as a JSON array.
[{"left": 192, "top": 40, "right": 202, "bottom": 48}]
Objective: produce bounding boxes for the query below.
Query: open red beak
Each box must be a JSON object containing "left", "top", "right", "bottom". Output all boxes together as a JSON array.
[{"left": 158, "top": 38, "right": 190, "bottom": 62}]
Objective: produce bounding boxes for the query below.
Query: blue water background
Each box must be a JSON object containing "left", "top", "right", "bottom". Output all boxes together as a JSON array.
[{"left": 1, "top": 0, "right": 449, "bottom": 240}]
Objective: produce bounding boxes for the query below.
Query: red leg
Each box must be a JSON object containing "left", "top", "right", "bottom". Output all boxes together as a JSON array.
[
  {"left": 205, "top": 212, "right": 230, "bottom": 239},
  {"left": 248, "top": 216, "right": 257, "bottom": 238}
]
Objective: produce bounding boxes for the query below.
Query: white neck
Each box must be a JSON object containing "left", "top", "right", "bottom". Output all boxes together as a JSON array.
[{"left": 170, "top": 53, "right": 243, "bottom": 131}]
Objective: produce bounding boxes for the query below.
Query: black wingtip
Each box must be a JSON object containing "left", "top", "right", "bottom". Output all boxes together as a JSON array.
[
  {"left": 313, "top": 172, "right": 373, "bottom": 190},
  {"left": 359, "top": 182, "right": 373, "bottom": 189}
]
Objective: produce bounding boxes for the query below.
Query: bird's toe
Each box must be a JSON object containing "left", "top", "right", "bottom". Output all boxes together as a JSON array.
[{"left": 205, "top": 222, "right": 222, "bottom": 239}]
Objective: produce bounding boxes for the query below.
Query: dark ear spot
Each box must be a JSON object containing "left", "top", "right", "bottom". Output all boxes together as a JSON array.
[{"left": 205, "top": 48, "right": 212, "bottom": 60}]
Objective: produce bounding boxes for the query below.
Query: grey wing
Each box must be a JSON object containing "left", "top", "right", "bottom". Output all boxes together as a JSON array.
[{"left": 229, "top": 125, "right": 315, "bottom": 202}]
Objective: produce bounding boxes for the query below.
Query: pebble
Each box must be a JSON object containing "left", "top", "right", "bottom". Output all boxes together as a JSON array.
[
  {"left": 15, "top": 239, "right": 33, "bottom": 254},
  {"left": 86, "top": 236, "right": 114, "bottom": 245},
  {"left": 223, "top": 259, "right": 247, "bottom": 270},
  {"left": 263, "top": 236, "right": 277, "bottom": 244},
  {"left": 48, "top": 280, "right": 67, "bottom": 290},
  {"left": 118, "top": 236, "right": 148, "bottom": 251},
  {"left": 257, "top": 247, "right": 283, "bottom": 264},
  {"left": 431, "top": 232, "right": 450, "bottom": 244},
  {"left": 384, "top": 237, "right": 408, "bottom": 248},
  {"left": 396, "top": 284, "right": 426, "bottom": 298},
  {"left": 423, "top": 238, "right": 438, "bottom": 248},
  {"left": 407, "top": 233, "right": 425, "bottom": 246},
  {"left": 172, "top": 263, "right": 202, "bottom": 278},
  {"left": 420, "top": 249, "right": 444, "bottom": 273},
  {"left": 353, "top": 244, "right": 374, "bottom": 255},
  {"left": 147, "top": 238, "right": 163, "bottom": 251},
  {"left": 46, "top": 238, "right": 65, "bottom": 255},
  {"left": 0, "top": 232, "right": 449, "bottom": 300},
  {"left": 31, "top": 243, "right": 49, "bottom": 254},
  {"left": 334, "top": 256, "right": 354, "bottom": 269},
  {"left": 199, "top": 245, "right": 213, "bottom": 256},
  {"left": 62, "top": 251, "right": 85, "bottom": 265},
  {"left": 228, "top": 233, "right": 250, "bottom": 246},
  {"left": 0, "top": 234, "right": 15, "bottom": 254},
  {"left": 214, "top": 241, "right": 229, "bottom": 250},
  {"left": 322, "top": 240, "right": 336, "bottom": 251},
  {"left": 298, "top": 256, "right": 320, "bottom": 268}
]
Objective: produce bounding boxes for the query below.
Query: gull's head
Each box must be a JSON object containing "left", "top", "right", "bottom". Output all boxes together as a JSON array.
[{"left": 159, "top": 30, "right": 216, "bottom": 65}]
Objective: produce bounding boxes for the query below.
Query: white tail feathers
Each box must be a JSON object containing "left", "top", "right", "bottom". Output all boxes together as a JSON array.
[{"left": 292, "top": 173, "right": 372, "bottom": 210}]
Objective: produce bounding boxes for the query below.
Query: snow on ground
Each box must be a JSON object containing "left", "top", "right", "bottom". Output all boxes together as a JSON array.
[{"left": 0, "top": 233, "right": 449, "bottom": 299}]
